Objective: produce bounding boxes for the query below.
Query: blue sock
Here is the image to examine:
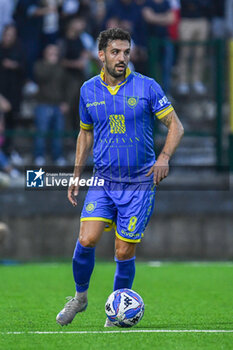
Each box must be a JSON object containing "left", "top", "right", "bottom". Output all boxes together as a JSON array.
[
  {"left": 72, "top": 241, "right": 95, "bottom": 292},
  {"left": 113, "top": 256, "right": 136, "bottom": 291}
]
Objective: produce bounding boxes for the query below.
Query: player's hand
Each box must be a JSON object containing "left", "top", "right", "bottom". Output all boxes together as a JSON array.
[
  {"left": 2, "top": 59, "right": 19, "bottom": 69},
  {"left": 60, "top": 102, "right": 69, "bottom": 114},
  {"left": 142, "top": 7, "right": 156, "bottom": 24},
  {"left": 68, "top": 183, "right": 79, "bottom": 207},
  {"left": 146, "top": 157, "right": 169, "bottom": 185},
  {"left": 0, "top": 94, "right": 11, "bottom": 112}
]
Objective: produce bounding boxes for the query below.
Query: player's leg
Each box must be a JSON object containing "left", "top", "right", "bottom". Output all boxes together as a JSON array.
[
  {"left": 104, "top": 238, "right": 137, "bottom": 328},
  {"left": 112, "top": 183, "right": 156, "bottom": 291},
  {"left": 113, "top": 236, "right": 137, "bottom": 290},
  {"left": 56, "top": 220, "right": 105, "bottom": 326},
  {"left": 105, "top": 183, "right": 156, "bottom": 327},
  {"left": 57, "top": 183, "right": 116, "bottom": 326},
  {"left": 72, "top": 220, "right": 105, "bottom": 295}
]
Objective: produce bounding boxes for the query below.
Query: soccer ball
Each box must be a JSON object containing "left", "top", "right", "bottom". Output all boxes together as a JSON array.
[{"left": 105, "top": 288, "right": 144, "bottom": 327}]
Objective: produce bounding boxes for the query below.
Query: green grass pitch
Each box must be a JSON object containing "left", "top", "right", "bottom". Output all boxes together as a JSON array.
[{"left": 0, "top": 262, "right": 233, "bottom": 350}]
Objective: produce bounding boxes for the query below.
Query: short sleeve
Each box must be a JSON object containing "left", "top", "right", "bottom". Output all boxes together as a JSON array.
[
  {"left": 150, "top": 80, "right": 174, "bottom": 120},
  {"left": 79, "top": 92, "right": 93, "bottom": 130}
]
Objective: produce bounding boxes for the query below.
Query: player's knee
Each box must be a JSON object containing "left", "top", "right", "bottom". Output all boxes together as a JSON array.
[
  {"left": 78, "top": 235, "right": 96, "bottom": 248},
  {"left": 115, "top": 244, "right": 136, "bottom": 261}
]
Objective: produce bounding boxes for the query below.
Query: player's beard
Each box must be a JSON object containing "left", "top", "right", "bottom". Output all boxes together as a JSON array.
[{"left": 105, "top": 59, "right": 127, "bottom": 78}]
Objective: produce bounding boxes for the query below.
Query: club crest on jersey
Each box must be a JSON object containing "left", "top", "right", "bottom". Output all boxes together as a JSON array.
[
  {"left": 127, "top": 97, "right": 139, "bottom": 109},
  {"left": 85, "top": 201, "right": 97, "bottom": 213}
]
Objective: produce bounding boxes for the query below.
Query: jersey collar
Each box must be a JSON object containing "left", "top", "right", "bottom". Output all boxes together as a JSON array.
[{"left": 99, "top": 67, "right": 131, "bottom": 95}]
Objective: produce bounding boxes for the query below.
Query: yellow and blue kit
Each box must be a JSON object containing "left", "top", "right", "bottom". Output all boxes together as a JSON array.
[{"left": 80, "top": 68, "right": 173, "bottom": 242}]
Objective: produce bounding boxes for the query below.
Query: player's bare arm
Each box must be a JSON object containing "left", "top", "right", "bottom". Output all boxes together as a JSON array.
[
  {"left": 68, "top": 128, "right": 93, "bottom": 207},
  {"left": 146, "top": 110, "right": 184, "bottom": 185}
]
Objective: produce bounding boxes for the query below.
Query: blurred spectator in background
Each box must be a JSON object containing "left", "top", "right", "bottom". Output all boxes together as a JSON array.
[
  {"left": 41, "top": 0, "right": 60, "bottom": 48},
  {"left": 60, "top": 0, "right": 91, "bottom": 35},
  {"left": 14, "top": 0, "right": 57, "bottom": 92},
  {"left": 62, "top": 0, "right": 80, "bottom": 16},
  {"left": 142, "top": 0, "right": 175, "bottom": 94},
  {"left": 168, "top": 0, "right": 181, "bottom": 41},
  {"left": 0, "top": 222, "right": 9, "bottom": 245},
  {"left": 0, "top": 0, "right": 14, "bottom": 40},
  {"left": 60, "top": 0, "right": 80, "bottom": 34},
  {"left": 210, "top": 0, "right": 226, "bottom": 39},
  {"left": 168, "top": 0, "right": 181, "bottom": 77},
  {"left": 74, "top": 16, "right": 95, "bottom": 59},
  {"left": 134, "top": 0, "right": 148, "bottom": 43},
  {"left": 0, "top": 24, "right": 25, "bottom": 163},
  {"left": 90, "top": 0, "right": 106, "bottom": 39},
  {"left": 225, "top": 0, "right": 233, "bottom": 37},
  {"left": 0, "top": 95, "right": 11, "bottom": 172},
  {"left": 75, "top": 16, "right": 96, "bottom": 77},
  {"left": 124, "top": 0, "right": 148, "bottom": 74},
  {"left": 61, "top": 18, "right": 89, "bottom": 130},
  {"left": 77, "top": 0, "right": 92, "bottom": 22},
  {"left": 176, "top": 0, "right": 211, "bottom": 96},
  {"left": 105, "top": 0, "right": 141, "bottom": 43},
  {"left": 34, "top": 44, "right": 68, "bottom": 166},
  {"left": 0, "top": 94, "right": 20, "bottom": 178}
]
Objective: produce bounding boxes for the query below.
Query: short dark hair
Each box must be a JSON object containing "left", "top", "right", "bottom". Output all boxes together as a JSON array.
[{"left": 98, "top": 28, "right": 131, "bottom": 51}]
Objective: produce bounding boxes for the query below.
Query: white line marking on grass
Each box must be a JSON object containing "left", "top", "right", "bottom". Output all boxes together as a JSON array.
[
  {"left": 148, "top": 261, "right": 162, "bottom": 267},
  {"left": 148, "top": 261, "right": 233, "bottom": 268},
  {"left": 2, "top": 330, "right": 233, "bottom": 335}
]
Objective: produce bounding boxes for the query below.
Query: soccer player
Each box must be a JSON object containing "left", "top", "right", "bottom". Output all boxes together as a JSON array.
[{"left": 56, "top": 28, "right": 184, "bottom": 327}]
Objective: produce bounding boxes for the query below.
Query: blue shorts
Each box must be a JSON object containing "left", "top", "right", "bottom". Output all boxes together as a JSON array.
[{"left": 80, "top": 181, "right": 156, "bottom": 243}]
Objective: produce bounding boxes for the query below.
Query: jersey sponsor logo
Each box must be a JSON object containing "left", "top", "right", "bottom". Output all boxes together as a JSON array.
[
  {"left": 85, "top": 201, "right": 97, "bottom": 213},
  {"left": 86, "top": 101, "right": 105, "bottom": 108},
  {"left": 99, "top": 135, "right": 140, "bottom": 147},
  {"left": 109, "top": 114, "right": 126, "bottom": 134},
  {"left": 158, "top": 96, "right": 168, "bottom": 107},
  {"left": 120, "top": 229, "right": 140, "bottom": 239},
  {"left": 126, "top": 97, "right": 139, "bottom": 109}
]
